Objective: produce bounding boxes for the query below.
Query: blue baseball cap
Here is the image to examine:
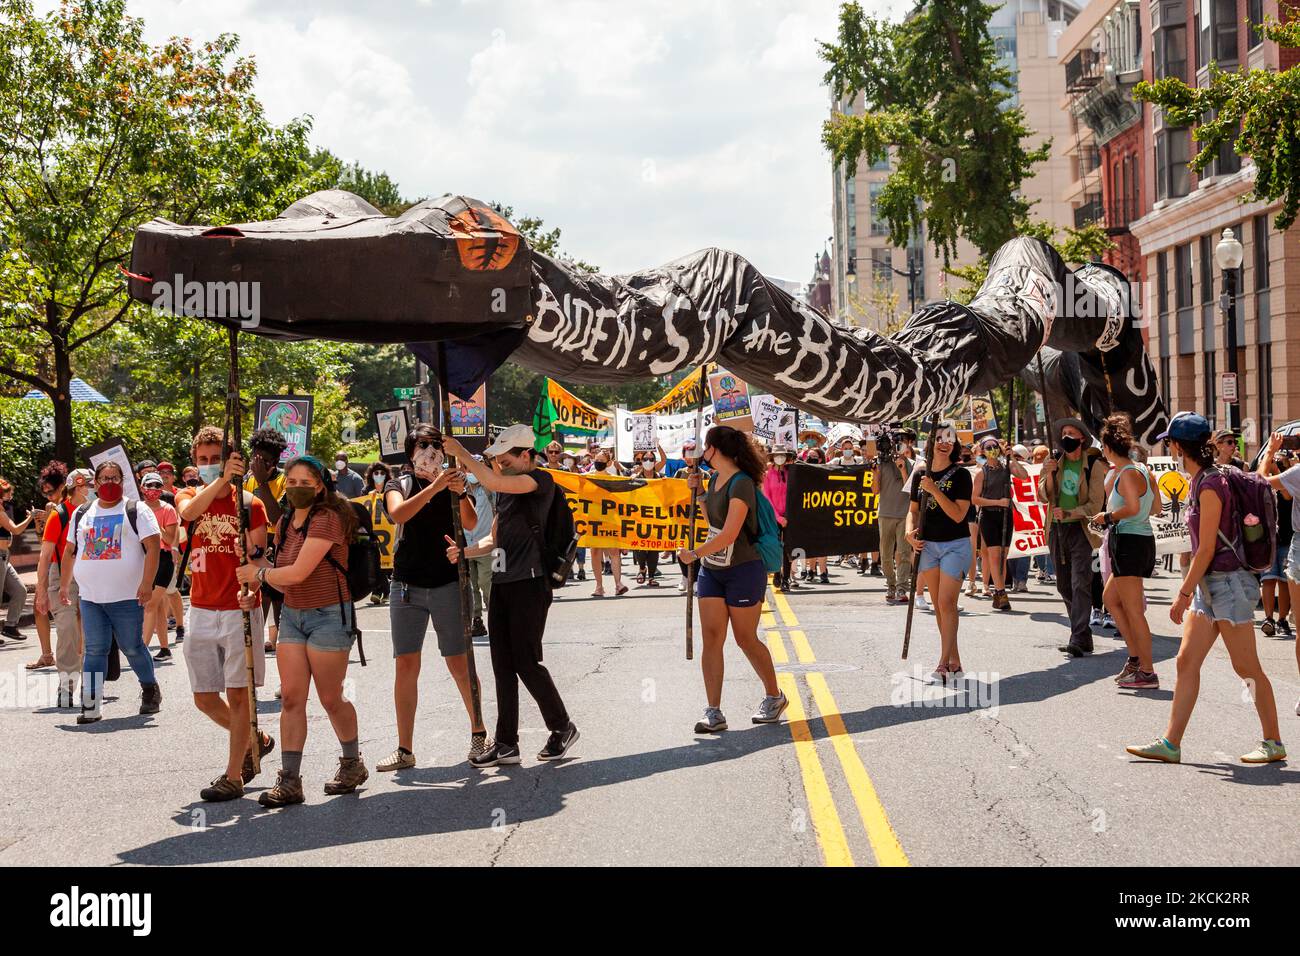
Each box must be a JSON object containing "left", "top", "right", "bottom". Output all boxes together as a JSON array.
[{"left": 1156, "top": 412, "right": 1211, "bottom": 443}]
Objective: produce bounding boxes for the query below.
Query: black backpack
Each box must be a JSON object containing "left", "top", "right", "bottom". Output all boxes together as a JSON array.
[
  {"left": 527, "top": 475, "right": 579, "bottom": 589},
  {"left": 277, "top": 502, "right": 379, "bottom": 666},
  {"left": 70, "top": 500, "right": 143, "bottom": 553}
]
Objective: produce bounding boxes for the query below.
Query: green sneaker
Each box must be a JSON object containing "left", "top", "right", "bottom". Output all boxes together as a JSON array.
[
  {"left": 1240, "top": 740, "right": 1286, "bottom": 764},
  {"left": 1125, "top": 737, "right": 1181, "bottom": 763}
]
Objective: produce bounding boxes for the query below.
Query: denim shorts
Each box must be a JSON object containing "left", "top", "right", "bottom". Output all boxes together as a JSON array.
[
  {"left": 1262, "top": 542, "right": 1289, "bottom": 583},
  {"left": 278, "top": 603, "right": 356, "bottom": 652},
  {"left": 918, "top": 538, "right": 972, "bottom": 581},
  {"left": 1285, "top": 536, "right": 1300, "bottom": 586},
  {"left": 1192, "top": 569, "right": 1260, "bottom": 626},
  {"left": 696, "top": 559, "right": 767, "bottom": 607}
]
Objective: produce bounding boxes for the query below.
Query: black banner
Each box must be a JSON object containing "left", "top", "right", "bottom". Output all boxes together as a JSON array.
[
  {"left": 129, "top": 191, "right": 1167, "bottom": 443},
  {"left": 783, "top": 462, "right": 880, "bottom": 559}
]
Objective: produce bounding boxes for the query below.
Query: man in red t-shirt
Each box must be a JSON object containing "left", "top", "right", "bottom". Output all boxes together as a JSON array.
[{"left": 176, "top": 425, "right": 272, "bottom": 802}]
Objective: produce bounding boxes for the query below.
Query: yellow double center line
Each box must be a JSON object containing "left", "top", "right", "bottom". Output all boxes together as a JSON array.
[{"left": 765, "top": 588, "right": 909, "bottom": 867}]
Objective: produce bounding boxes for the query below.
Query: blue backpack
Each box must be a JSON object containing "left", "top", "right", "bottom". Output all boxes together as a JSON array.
[{"left": 725, "top": 473, "right": 783, "bottom": 573}]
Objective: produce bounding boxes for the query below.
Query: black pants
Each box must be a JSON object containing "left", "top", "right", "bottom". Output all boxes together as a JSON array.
[
  {"left": 636, "top": 549, "right": 659, "bottom": 577},
  {"left": 1050, "top": 522, "right": 1095, "bottom": 651},
  {"left": 486, "top": 576, "right": 569, "bottom": 747}
]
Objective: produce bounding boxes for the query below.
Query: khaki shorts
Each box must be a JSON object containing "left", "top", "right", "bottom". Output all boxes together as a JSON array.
[
  {"left": 47, "top": 563, "right": 83, "bottom": 675},
  {"left": 184, "top": 606, "right": 266, "bottom": 694}
]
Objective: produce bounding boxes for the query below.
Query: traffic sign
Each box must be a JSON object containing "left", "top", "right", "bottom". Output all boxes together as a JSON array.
[
  {"left": 393, "top": 386, "right": 418, "bottom": 400},
  {"left": 1220, "top": 372, "right": 1237, "bottom": 404}
]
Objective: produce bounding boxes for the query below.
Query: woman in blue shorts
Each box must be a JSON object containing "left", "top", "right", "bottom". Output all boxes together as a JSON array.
[
  {"left": 678, "top": 425, "right": 787, "bottom": 734},
  {"left": 1127, "top": 413, "right": 1284, "bottom": 765},
  {"left": 905, "top": 423, "right": 973, "bottom": 683}
]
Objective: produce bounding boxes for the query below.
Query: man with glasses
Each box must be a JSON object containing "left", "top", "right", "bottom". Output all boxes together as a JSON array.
[
  {"left": 1212, "top": 429, "right": 1246, "bottom": 470},
  {"left": 378, "top": 423, "right": 485, "bottom": 771}
]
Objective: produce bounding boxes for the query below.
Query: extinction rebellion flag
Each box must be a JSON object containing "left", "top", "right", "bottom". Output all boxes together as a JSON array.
[{"left": 784, "top": 463, "right": 880, "bottom": 558}]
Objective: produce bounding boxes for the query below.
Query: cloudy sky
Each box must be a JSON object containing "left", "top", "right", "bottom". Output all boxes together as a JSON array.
[{"left": 101, "top": 0, "right": 900, "bottom": 283}]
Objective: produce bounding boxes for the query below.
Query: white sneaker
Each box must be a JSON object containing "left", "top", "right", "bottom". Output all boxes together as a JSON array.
[
  {"left": 1089, "top": 609, "right": 1102, "bottom": 627},
  {"left": 677, "top": 579, "right": 687, "bottom": 593},
  {"left": 1102, "top": 612, "right": 1116, "bottom": 629},
  {"left": 915, "top": 593, "right": 931, "bottom": 612}
]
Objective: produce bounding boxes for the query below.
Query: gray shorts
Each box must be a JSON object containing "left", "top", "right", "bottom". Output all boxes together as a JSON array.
[
  {"left": 184, "top": 606, "right": 267, "bottom": 694},
  {"left": 389, "top": 580, "right": 465, "bottom": 657},
  {"left": 1192, "top": 569, "right": 1259, "bottom": 626},
  {"left": 1285, "top": 535, "right": 1300, "bottom": 585}
]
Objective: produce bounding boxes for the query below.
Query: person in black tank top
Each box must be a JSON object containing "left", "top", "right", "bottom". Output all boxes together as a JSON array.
[
  {"left": 972, "top": 437, "right": 1028, "bottom": 611},
  {"left": 905, "top": 423, "right": 974, "bottom": 684}
]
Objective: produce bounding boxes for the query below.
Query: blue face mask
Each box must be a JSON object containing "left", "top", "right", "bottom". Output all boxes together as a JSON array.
[
  {"left": 198, "top": 463, "right": 222, "bottom": 484},
  {"left": 466, "top": 473, "right": 479, "bottom": 485}
]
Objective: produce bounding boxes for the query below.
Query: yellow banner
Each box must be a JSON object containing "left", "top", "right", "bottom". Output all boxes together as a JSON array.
[
  {"left": 632, "top": 365, "right": 708, "bottom": 415},
  {"left": 547, "top": 378, "right": 613, "bottom": 434},
  {"left": 352, "top": 491, "right": 396, "bottom": 570},
  {"left": 548, "top": 468, "right": 709, "bottom": 550}
]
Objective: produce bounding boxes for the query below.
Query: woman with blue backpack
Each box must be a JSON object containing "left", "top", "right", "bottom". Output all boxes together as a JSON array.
[
  {"left": 1127, "top": 412, "right": 1285, "bottom": 765},
  {"left": 677, "top": 425, "right": 787, "bottom": 733}
]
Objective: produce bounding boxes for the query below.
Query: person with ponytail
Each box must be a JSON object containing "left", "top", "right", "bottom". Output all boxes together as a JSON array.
[
  {"left": 1127, "top": 413, "right": 1285, "bottom": 765},
  {"left": 236, "top": 455, "right": 369, "bottom": 804},
  {"left": 677, "top": 425, "right": 787, "bottom": 733},
  {"left": 1091, "top": 413, "right": 1162, "bottom": 690}
]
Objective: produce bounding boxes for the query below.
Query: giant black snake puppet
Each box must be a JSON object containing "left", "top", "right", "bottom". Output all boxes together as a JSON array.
[{"left": 127, "top": 190, "right": 1168, "bottom": 441}]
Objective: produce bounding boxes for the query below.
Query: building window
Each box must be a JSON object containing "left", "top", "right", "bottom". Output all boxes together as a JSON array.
[
  {"left": 1175, "top": 243, "right": 1193, "bottom": 309},
  {"left": 1254, "top": 214, "right": 1270, "bottom": 290},
  {"left": 1161, "top": 355, "right": 1172, "bottom": 413},
  {"left": 870, "top": 249, "right": 893, "bottom": 290},
  {"left": 869, "top": 183, "right": 888, "bottom": 237},
  {"left": 1157, "top": 250, "right": 1169, "bottom": 315},
  {"left": 1199, "top": 234, "right": 1213, "bottom": 304},
  {"left": 1155, "top": 129, "right": 1191, "bottom": 200},
  {"left": 1198, "top": 0, "right": 1239, "bottom": 68},
  {"left": 1154, "top": 15, "right": 1187, "bottom": 80},
  {"left": 1258, "top": 343, "right": 1273, "bottom": 435},
  {"left": 906, "top": 243, "right": 925, "bottom": 305},
  {"left": 1248, "top": 0, "right": 1265, "bottom": 49}
]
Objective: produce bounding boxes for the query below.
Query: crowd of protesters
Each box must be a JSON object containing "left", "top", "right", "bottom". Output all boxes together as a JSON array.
[{"left": 1, "top": 403, "right": 1293, "bottom": 809}]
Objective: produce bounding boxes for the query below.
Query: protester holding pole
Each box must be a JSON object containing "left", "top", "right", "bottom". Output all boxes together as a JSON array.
[
  {"left": 236, "top": 456, "right": 370, "bottom": 803},
  {"left": 677, "top": 425, "right": 786, "bottom": 733},
  {"left": 905, "top": 423, "right": 973, "bottom": 683}
]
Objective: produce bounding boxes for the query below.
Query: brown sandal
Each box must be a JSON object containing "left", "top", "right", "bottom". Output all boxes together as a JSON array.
[{"left": 26, "top": 654, "right": 55, "bottom": 670}]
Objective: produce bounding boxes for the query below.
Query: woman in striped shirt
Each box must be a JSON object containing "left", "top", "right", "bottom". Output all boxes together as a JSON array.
[{"left": 236, "top": 456, "right": 367, "bottom": 806}]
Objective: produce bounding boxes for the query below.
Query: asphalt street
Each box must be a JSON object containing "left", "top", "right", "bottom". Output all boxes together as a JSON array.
[{"left": 2, "top": 558, "right": 1297, "bottom": 866}]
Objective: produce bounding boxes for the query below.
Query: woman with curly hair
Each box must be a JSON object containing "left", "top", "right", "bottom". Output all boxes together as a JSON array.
[{"left": 677, "top": 425, "right": 787, "bottom": 733}]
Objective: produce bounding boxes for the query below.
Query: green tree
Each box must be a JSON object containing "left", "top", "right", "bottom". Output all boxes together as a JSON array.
[
  {"left": 308, "top": 148, "right": 417, "bottom": 216},
  {"left": 1134, "top": 16, "right": 1300, "bottom": 230},
  {"left": 821, "top": 0, "right": 1052, "bottom": 261},
  {"left": 0, "top": 0, "right": 334, "bottom": 463}
]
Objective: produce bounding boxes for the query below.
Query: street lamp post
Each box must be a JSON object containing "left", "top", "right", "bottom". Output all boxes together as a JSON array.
[
  {"left": 1215, "top": 227, "right": 1244, "bottom": 433},
  {"left": 845, "top": 254, "right": 919, "bottom": 317}
]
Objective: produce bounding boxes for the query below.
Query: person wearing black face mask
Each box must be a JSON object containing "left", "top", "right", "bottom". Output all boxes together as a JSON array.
[{"left": 1037, "top": 418, "right": 1106, "bottom": 657}]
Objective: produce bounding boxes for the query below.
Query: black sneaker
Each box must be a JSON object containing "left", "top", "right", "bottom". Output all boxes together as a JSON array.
[
  {"left": 537, "top": 722, "right": 580, "bottom": 761},
  {"left": 1278, "top": 618, "right": 1294, "bottom": 637},
  {"left": 1, "top": 625, "right": 25, "bottom": 640},
  {"left": 819, "top": 572, "right": 830, "bottom": 585},
  {"left": 139, "top": 682, "right": 162, "bottom": 715},
  {"left": 174, "top": 627, "right": 184, "bottom": 644},
  {"left": 577, "top": 568, "right": 587, "bottom": 581},
  {"left": 470, "top": 741, "right": 522, "bottom": 768},
  {"left": 470, "top": 617, "right": 487, "bottom": 637},
  {"left": 1059, "top": 644, "right": 1092, "bottom": 657},
  {"left": 153, "top": 646, "right": 172, "bottom": 661}
]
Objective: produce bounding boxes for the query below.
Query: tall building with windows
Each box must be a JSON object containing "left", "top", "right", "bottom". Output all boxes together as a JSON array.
[
  {"left": 1059, "top": 0, "right": 1147, "bottom": 284},
  {"left": 1133, "top": 0, "right": 1300, "bottom": 449},
  {"left": 830, "top": 0, "right": 1081, "bottom": 331}
]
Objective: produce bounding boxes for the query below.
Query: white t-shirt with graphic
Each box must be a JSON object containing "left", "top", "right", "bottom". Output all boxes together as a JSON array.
[{"left": 67, "top": 499, "right": 160, "bottom": 604}]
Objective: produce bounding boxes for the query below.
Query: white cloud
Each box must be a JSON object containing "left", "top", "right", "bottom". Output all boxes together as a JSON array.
[{"left": 104, "top": 0, "right": 871, "bottom": 282}]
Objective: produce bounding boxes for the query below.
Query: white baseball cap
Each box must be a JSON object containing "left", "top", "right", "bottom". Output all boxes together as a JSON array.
[{"left": 484, "top": 423, "right": 539, "bottom": 458}]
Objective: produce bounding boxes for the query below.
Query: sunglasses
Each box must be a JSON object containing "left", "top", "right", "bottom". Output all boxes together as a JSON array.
[{"left": 415, "top": 440, "right": 443, "bottom": 451}]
